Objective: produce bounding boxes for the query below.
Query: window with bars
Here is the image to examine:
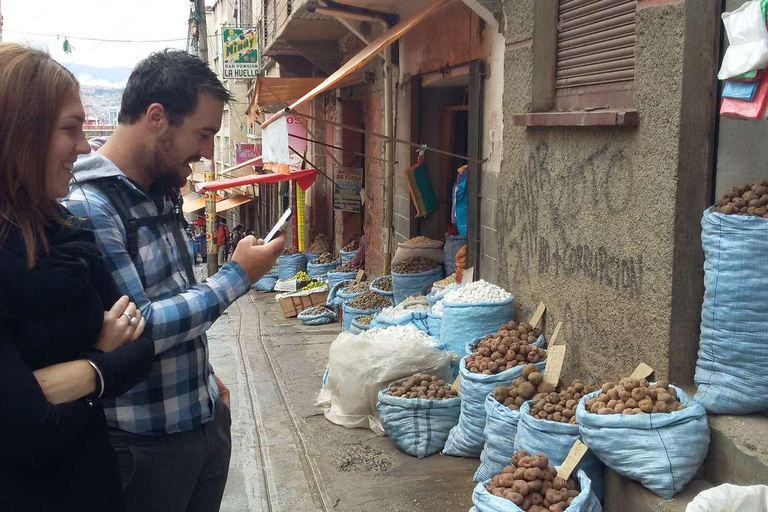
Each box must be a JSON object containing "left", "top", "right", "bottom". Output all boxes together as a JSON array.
[{"left": 554, "top": 0, "right": 636, "bottom": 111}]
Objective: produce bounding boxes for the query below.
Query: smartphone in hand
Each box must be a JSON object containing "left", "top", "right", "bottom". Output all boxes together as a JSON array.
[{"left": 264, "top": 208, "right": 292, "bottom": 244}]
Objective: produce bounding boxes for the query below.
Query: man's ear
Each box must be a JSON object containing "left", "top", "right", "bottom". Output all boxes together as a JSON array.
[{"left": 145, "top": 103, "right": 168, "bottom": 133}]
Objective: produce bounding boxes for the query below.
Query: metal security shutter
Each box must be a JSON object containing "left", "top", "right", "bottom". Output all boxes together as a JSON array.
[{"left": 556, "top": 0, "right": 636, "bottom": 109}]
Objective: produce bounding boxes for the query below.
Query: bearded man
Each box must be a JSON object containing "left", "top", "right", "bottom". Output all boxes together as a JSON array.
[{"left": 63, "top": 50, "right": 285, "bottom": 512}]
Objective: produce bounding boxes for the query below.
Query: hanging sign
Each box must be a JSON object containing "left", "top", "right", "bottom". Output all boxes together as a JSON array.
[
  {"left": 222, "top": 26, "right": 259, "bottom": 79},
  {"left": 334, "top": 167, "right": 363, "bottom": 212},
  {"left": 235, "top": 143, "right": 261, "bottom": 164}
]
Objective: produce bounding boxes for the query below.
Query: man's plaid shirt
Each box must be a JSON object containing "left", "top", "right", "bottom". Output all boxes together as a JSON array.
[{"left": 63, "top": 153, "right": 251, "bottom": 435}]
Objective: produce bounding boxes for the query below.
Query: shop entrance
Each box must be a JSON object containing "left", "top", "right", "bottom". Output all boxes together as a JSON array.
[
  {"left": 715, "top": 0, "right": 766, "bottom": 197},
  {"left": 414, "top": 73, "right": 470, "bottom": 242}
]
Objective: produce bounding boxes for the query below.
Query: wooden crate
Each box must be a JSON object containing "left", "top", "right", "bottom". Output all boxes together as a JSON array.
[{"left": 277, "top": 289, "right": 330, "bottom": 318}]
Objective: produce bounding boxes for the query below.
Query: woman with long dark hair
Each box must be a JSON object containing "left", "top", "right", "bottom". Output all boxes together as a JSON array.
[{"left": 0, "top": 43, "right": 154, "bottom": 511}]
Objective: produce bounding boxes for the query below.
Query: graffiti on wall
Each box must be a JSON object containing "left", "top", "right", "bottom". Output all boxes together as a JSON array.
[{"left": 500, "top": 140, "right": 644, "bottom": 299}]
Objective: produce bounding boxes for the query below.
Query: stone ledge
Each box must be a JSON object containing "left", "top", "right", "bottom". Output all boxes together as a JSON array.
[
  {"left": 705, "top": 413, "right": 768, "bottom": 487},
  {"left": 605, "top": 470, "right": 711, "bottom": 512},
  {"left": 512, "top": 110, "right": 640, "bottom": 127}
]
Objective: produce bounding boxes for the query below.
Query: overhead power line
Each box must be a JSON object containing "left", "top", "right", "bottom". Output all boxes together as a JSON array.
[{"left": 3, "top": 28, "right": 210, "bottom": 44}]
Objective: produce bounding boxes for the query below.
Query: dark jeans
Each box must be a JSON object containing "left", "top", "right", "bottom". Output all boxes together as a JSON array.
[{"left": 110, "top": 401, "right": 232, "bottom": 512}]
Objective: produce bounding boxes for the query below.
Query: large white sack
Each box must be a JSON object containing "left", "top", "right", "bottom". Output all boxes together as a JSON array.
[
  {"left": 686, "top": 484, "right": 768, "bottom": 512},
  {"left": 322, "top": 328, "right": 452, "bottom": 434}
]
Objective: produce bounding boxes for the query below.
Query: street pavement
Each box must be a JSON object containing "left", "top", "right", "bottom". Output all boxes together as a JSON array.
[{"left": 206, "top": 289, "right": 479, "bottom": 512}]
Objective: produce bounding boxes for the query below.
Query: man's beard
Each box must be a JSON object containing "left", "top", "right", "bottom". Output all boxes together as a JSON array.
[{"left": 150, "top": 137, "right": 195, "bottom": 189}]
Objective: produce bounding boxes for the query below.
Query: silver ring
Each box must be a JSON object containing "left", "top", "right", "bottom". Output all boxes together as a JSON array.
[{"left": 122, "top": 313, "right": 138, "bottom": 325}]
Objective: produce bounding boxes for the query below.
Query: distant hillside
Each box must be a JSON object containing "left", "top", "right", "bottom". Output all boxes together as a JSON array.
[
  {"left": 62, "top": 63, "right": 132, "bottom": 88},
  {"left": 79, "top": 85, "right": 124, "bottom": 124}
]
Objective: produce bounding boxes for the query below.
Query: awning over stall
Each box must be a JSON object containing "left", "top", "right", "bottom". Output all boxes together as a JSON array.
[
  {"left": 215, "top": 195, "right": 253, "bottom": 213},
  {"left": 182, "top": 193, "right": 224, "bottom": 213},
  {"left": 195, "top": 168, "right": 319, "bottom": 194},
  {"left": 260, "top": 0, "right": 450, "bottom": 129},
  {"left": 247, "top": 75, "right": 364, "bottom": 122}
]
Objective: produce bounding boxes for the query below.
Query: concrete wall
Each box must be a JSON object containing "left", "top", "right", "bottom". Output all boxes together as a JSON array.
[
  {"left": 477, "top": 25, "right": 506, "bottom": 284},
  {"left": 496, "top": 1, "right": 716, "bottom": 384}
]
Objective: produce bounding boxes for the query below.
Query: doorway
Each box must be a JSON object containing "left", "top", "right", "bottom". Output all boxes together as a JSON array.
[{"left": 415, "top": 75, "right": 470, "bottom": 241}]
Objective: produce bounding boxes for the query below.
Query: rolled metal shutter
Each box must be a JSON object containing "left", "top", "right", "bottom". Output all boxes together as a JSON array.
[{"left": 556, "top": 0, "right": 637, "bottom": 91}]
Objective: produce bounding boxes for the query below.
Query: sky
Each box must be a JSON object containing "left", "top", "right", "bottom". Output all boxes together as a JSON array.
[{"left": 2, "top": 0, "right": 207, "bottom": 86}]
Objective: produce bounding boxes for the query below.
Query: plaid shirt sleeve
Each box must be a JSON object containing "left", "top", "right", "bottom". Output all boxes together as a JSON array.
[{"left": 65, "top": 194, "right": 252, "bottom": 355}]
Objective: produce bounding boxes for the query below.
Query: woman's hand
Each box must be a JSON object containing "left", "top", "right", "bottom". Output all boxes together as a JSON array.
[{"left": 95, "top": 295, "right": 146, "bottom": 352}]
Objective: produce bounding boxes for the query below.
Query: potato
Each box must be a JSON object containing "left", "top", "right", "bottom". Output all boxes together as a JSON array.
[
  {"left": 513, "top": 480, "right": 531, "bottom": 496},
  {"left": 522, "top": 364, "right": 538, "bottom": 379},
  {"left": 529, "top": 491, "right": 544, "bottom": 506},
  {"left": 498, "top": 474, "right": 516, "bottom": 488},
  {"left": 524, "top": 467, "right": 544, "bottom": 481},
  {"left": 506, "top": 491, "right": 524, "bottom": 506}
]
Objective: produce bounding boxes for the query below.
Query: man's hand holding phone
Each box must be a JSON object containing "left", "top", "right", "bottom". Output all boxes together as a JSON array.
[{"left": 232, "top": 233, "right": 285, "bottom": 283}]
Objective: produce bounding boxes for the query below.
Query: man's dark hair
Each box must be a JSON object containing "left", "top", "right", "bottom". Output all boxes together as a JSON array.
[{"left": 119, "top": 50, "right": 231, "bottom": 126}]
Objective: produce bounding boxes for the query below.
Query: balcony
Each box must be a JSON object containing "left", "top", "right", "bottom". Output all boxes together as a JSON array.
[{"left": 260, "top": 0, "right": 404, "bottom": 75}]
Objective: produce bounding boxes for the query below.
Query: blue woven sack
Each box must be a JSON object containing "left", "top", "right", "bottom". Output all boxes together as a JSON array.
[
  {"left": 377, "top": 380, "right": 461, "bottom": 458},
  {"left": 373, "top": 309, "right": 429, "bottom": 332},
  {"left": 325, "top": 280, "right": 347, "bottom": 311},
  {"left": 577, "top": 386, "right": 709, "bottom": 499},
  {"left": 442, "top": 357, "right": 545, "bottom": 458},
  {"left": 297, "top": 307, "right": 338, "bottom": 326},
  {"left": 277, "top": 253, "right": 306, "bottom": 280},
  {"left": 474, "top": 394, "right": 521, "bottom": 483},
  {"left": 340, "top": 248, "right": 358, "bottom": 264},
  {"left": 392, "top": 266, "right": 443, "bottom": 305},
  {"left": 470, "top": 469, "right": 602, "bottom": 512},
  {"left": 695, "top": 208, "right": 768, "bottom": 414},
  {"left": 252, "top": 273, "right": 278, "bottom": 291},
  {"left": 341, "top": 300, "right": 391, "bottom": 331},
  {"left": 369, "top": 275, "right": 394, "bottom": 298},
  {"left": 443, "top": 235, "right": 466, "bottom": 275},
  {"left": 427, "top": 311, "right": 442, "bottom": 337},
  {"left": 350, "top": 317, "right": 372, "bottom": 334},
  {"left": 327, "top": 270, "right": 357, "bottom": 291},
  {"left": 337, "top": 281, "right": 366, "bottom": 303},
  {"left": 515, "top": 401, "right": 605, "bottom": 501},
  {"left": 303, "top": 252, "right": 319, "bottom": 266},
  {"left": 426, "top": 284, "right": 462, "bottom": 306},
  {"left": 307, "top": 260, "right": 340, "bottom": 280},
  {"left": 440, "top": 296, "right": 514, "bottom": 355}
]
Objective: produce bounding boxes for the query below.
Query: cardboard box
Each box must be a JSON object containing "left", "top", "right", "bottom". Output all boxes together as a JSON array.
[{"left": 276, "top": 288, "right": 330, "bottom": 318}]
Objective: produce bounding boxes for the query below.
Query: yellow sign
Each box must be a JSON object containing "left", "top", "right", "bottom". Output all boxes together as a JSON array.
[{"left": 222, "top": 27, "right": 259, "bottom": 79}]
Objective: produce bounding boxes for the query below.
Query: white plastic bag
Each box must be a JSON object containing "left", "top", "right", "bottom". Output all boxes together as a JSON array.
[
  {"left": 719, "top": 0, "right": 768, "bottom": 80},
  {"left": 262, "top": 115, "right": 289, "bottom": 165},
  {"left": 686, "top": 484, "right": 768, "bottom": 512},
  {"left": 322, "top": 328, "right": 452, "bottom": 434}
]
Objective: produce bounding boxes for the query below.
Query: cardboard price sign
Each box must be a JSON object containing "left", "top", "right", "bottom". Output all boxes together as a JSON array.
[
  {"left": 549, "top": 321, "right": 563, "bottom": 346},
  {"left": 355, "top": 270, "right": 365, "bottom": 281},
  {"left": 630, "top": 362, "right": 655, "bottom": 381},
  {"left": 557, "top": 439, "right": 589, "bottom": 481},
  {"left": 451, "top": 375, "right": 461, "bottom": 395},
  {"left": 529, "top": 302, "right": 546, "bottom": 328},
  {"left": 543, "top": 345, "right": 567, "bottom": 386}
]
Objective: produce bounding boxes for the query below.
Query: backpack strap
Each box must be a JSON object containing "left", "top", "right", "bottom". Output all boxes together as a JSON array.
[
  {"left": 165, "top": 190, "right": 197, "bottom": 286},
  {"left": 90, "top": 178, "right": 197, "bottom": 286}
]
